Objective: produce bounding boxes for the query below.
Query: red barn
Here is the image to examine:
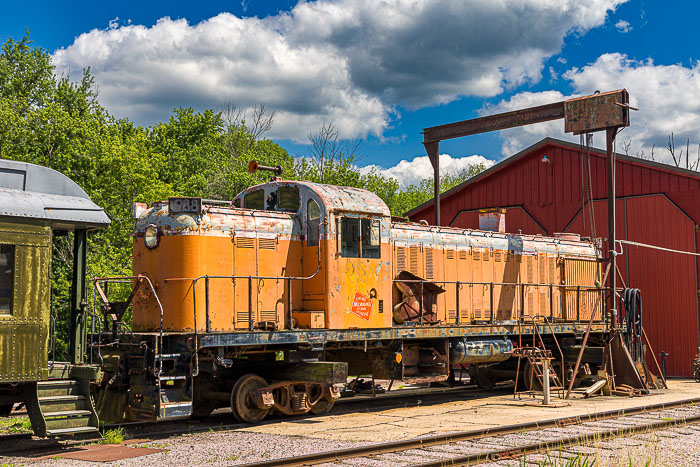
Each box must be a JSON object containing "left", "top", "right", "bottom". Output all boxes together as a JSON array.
[{"left": 406, "top": 137, "right": 700, "bottom": 377}]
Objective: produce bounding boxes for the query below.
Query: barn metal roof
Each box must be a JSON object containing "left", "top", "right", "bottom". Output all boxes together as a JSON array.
[
  {"left": 403, "top": 137, "right": 700, "bottom": 218},
  {"left": 0, "top": 159, "right": 110, "bottom": 230}
]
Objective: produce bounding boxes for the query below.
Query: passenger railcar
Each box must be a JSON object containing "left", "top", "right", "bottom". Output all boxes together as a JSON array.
[{"left": 0, "top": 159, "right": 109, "bottom": 436}]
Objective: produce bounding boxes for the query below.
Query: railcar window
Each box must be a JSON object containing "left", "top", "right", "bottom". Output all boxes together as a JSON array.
[
  {"left": 307, "top": 199, "right": 321, "bottom": 247},
  {"left": 0, "top": 245, "right": 14, "bottom": 314},
  {"left": 361, "top": 219, "right": 381, "bottom": 259},
  {"left": 232, "top": 198, "right": 241, "bottom": 208},
  {"left": 244, "top": 189, "right": 264, "bottom": 210},
  {"left": 339, "top": 217, "right": 380, "bottom": 259},
  {"left": 340, "top": 218, "right": 360, "bottom": 257},
  {"left": 278, "top": 186, "right": 300, "bottom": 211}
]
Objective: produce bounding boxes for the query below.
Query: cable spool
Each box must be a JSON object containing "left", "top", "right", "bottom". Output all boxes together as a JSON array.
[{"left": 621, "top": 288, "right": 644, "bottom": 363}]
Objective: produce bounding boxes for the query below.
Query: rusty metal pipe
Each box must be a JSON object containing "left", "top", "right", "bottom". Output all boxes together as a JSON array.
[
  {"left": 565, "top": 263, "right": 611, "bottom": 399},
  {"left": 455, "top": 281, "right": 460, "bottom": 325},
  {"left": 642, "top": 328, "right": 668, "bottom": 389},
  {"left": 205, "top": 275, "right": 210, "bottom": 333},
  {"left": 607, "top": 127, "right": 618, "bottom": 330},
  {"left": 248, "top": 276, "right": 254, "bottom": 331}
]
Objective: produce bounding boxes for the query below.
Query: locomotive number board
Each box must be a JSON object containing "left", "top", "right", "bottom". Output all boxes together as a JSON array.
[{"left": 169, "top": 197, "right": 203, "bottom": 214}]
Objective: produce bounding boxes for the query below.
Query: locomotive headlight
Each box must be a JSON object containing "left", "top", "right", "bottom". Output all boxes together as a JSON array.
[{"left": 144, "top": 224, "right": 159, "bottom": 249}]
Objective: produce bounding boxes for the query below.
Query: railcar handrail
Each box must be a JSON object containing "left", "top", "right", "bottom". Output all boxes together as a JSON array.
[
  {"left": 163, "top": 238, "right": 323, "bottom": 337},
  {"left": 394, "top": 277, "right": 608, "bottom": 326},
  {"left": 90, "top": 275, "right": 165, "bottom": 373}
]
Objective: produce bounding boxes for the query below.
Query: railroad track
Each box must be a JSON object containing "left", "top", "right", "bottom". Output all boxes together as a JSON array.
[
  {"left": 120, "top": 383, "right": 508, "bottom": 440},
  {"left": 245, "top": 397, "right": 700, "bottom": 466},
  {"left": 0, "top": 383, "right": 501, "bottom": 456}
]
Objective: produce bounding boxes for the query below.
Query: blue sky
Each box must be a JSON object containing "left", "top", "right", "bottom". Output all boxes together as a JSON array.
[{"left": 3, "top": 1, "right": 699, "bottom": 186}]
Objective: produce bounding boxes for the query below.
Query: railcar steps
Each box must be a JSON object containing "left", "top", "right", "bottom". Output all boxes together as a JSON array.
[{"left": 25, "top": 379, "right": 100, "bottom": 437}]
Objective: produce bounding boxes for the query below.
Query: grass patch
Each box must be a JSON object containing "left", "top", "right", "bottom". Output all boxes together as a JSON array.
[
  {"left": 100, "top": 427, "right": 124, "bottom": 445},
  {"left": 0, "top": 416, "right": 32, "bottom": 434},
  {"left": 516, "top": 452, "right": 596, "bottom": 466}
]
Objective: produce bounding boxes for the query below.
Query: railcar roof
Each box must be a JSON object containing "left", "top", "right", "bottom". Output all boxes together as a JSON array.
[
  {"left": 241, "top": 180, "right": 391, "bottom": 216},
  {"left": 0, "top": 159, "right": 110, "bottom": 230}
]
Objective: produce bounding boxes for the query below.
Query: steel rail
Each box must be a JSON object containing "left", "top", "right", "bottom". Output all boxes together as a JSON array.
[
  {"left": 244, "top": 397, "right": 700, "bottom": 467},
  {"left": 416, "top": 410, "right": 700, "bottom": 466}
]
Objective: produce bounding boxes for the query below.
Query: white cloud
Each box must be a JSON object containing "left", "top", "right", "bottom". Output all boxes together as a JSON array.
[
  {"left": 360, "top": 153, "right": 495, "bottom": 189},
  {"left": 615, "top": 19, "right": 632, "bottom": 33},
  {"left": 52, "top": 0, "right": 626, "bottom": 141},
  {"left": 487, "top": 53, "right": 700, "bottom": 166}
]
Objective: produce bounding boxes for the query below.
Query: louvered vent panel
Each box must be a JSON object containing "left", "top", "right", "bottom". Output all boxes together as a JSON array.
[
  {"left": 448, "top": 309, "right": 457, "bottom": 321},
  {"left": 539, "top": 291, "right": 547, "bottom": 315},
  {"left": 459, "top": 250, "right": 467, "bottom": 261},
  {"left": 396, "top": 246, "right": 406, "bottom": 271},
  {"left": 425, "top": 249, "right": 434, "bottom": 279},
  {"left": 409, "top": 246, "right": 420, "bottom": 274},
  {"left": 237, "top": 237, "right": 255, "bottom": 249},
  {"left": 494, "top": 251, "right": 502, "bottom": 262},
  {"left": 550, "top": 257, "right": 557, "bottom": 281},
  {"left": 446, "top": 250, "right": 455, "bottom": 260},
  {"left": 539, "top": 255, "right": 546, "bottom": 284},
  {"left": 483, "top": 250, "right": 490, "bottom": 262},
  {"left": 259, "top": 238, "right": 276, "bottom": 250},
  {"left": 526, "top": 256, "right": 534, "bottom": 283},
  {"left": 259, "top": 310, "right": 277, "bottom": 322},
  {"left": 236, "top": 311, "right": 249, "bottom": 324},
  {"left": 473, "top": 250, "right": 481, "bottom": 261}
]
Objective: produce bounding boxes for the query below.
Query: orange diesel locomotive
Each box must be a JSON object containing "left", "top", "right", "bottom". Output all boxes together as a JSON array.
[{"left": 94, "top": 175, "right": 607, "bottom": 423}]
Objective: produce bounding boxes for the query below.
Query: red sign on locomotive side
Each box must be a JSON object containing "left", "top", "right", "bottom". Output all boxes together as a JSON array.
[{"left": 350, "top": 291, "right": 372, "bottom": 321}]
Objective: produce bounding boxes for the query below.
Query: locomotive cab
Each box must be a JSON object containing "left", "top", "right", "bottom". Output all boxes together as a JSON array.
[{"left": 232, "top": 181, "right": 393, "bottom": 330}]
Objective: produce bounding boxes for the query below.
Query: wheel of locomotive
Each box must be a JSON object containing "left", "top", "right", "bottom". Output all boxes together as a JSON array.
[
  {"left": 0, "top": 403, "right": 13, "bottom": 417},
  {"left": 192, "top": 372, "right": 218, "bottom": 419},
  {"left": 473, "top": 365, "right": 496, "bottom": 391},
  {"left": 231, "top": 374, "right": 270, "bottom": 423},
  {"left": 310, "top": 397, "right": 335, "bottom": 415}
]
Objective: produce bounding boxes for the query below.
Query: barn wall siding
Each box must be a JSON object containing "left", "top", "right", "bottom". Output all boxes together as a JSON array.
[{"left": 409, "top": 139, "right": 700, "bottom": 376}]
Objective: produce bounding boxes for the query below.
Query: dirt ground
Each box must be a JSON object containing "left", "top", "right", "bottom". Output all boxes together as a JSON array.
[{"left": 237, "top": 378, "right": 700, "bottom": 442}]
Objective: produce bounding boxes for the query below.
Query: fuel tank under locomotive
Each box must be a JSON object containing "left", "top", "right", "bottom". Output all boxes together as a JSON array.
[{"left": 449, "top": 337, "right": 513, "bottom": 365}]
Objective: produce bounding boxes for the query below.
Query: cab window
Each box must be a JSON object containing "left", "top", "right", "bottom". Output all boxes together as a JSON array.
[
  {"left": 339, "top": 217, "right": 380, "bottom": 259},
  {"left": 232, "top": 198, "right": 241, "bottom": 208},
  {"left": 0, "top": 245, "right": 14, "bottom": 314},
  {"left": 244, "top": 189, "right": 264, "bottom": 210},
  {"left": 307, "top": 199, "right": 320, "bottom": 247},
  {"left": 278, "top": 186, "right": 300, "bottom": 211}
]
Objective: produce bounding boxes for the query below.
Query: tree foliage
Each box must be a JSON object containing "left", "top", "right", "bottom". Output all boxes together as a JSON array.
[{"left": 0, "top": 33, "right": 486, "bottom": 358}]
